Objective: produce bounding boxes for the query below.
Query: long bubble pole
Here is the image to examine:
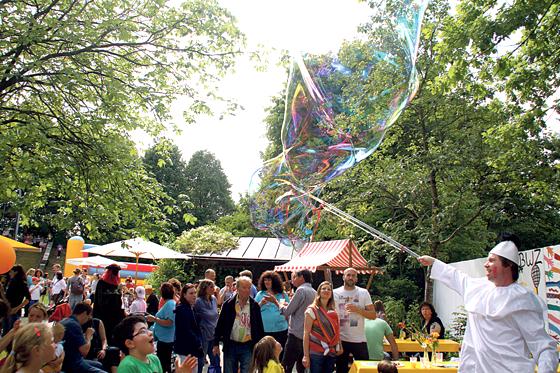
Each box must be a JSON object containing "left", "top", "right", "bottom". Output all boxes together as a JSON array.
[{"left": 302, "top": 190, "right": 420, "bottom": 258}]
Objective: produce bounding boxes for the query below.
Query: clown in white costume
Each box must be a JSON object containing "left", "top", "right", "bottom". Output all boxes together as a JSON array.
[{"left": 419, "top": 236, "right": 559, "bottom": 373}]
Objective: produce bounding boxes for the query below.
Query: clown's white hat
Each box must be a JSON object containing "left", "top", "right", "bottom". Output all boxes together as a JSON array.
[{"left": 489, "top": 241, "right": 519, "bottom": 265}]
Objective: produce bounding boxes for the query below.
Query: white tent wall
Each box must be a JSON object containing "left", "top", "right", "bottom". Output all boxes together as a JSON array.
[{"left": 433, "top": 244, "right": 560, "bottom": 340}]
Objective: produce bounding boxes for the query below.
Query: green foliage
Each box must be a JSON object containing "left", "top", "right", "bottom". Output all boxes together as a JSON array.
[
  {"left": 257, "top": 0, "right": 560, "bottom": 305},
  {"left": 373, "top": 276, "right": 422, "bottom": 307},
  {"left": 377, "top": 297, "right": 421, "bottom": 337},
  {"left": 447, "top": 306, "right": 467, "bottom": 342},
  {"left": 145, "top": 259, "right": 194, "bottom": 295},
  {"left": 405, "top": 301, "right": 422, "bottom": 334},
  {"left": 184, "top": 151, "right": 235, "bottom": 226},
  {"left": 143, "top": 141, "right": 197, "bottom": 236},
  {"left": 439, "top": 0, "right": 559, "bottom": 109},
  {"left": 173, "top": 225, "right": 237, "bottom": 255},
  {"left": 382, "top": 297, "right": 406, "bottom": 333},
  {"left": 0, "top": 0, "right": 243, "bottom": 240},
  {"left": 216, "top": 195, "right": 267, "bottom": 237}
]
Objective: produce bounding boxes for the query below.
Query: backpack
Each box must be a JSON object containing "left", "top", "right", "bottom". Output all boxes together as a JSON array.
[{"left": 70, "top": 277, "right": 84, "bottom": 295}]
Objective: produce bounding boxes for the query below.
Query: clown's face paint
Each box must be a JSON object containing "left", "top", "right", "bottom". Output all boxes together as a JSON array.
[{"left": 484, "top": 253, "right": 508, "bottom": 285}]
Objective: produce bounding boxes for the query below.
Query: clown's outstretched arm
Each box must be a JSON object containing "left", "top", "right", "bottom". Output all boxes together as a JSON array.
[{"left": 418, "top": 256, "right": 469, "bottom": 297}]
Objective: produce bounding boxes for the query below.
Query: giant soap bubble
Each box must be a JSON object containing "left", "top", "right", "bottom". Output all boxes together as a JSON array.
[{"left": 250, "top": 0, "right": 429, "bottom": 248}]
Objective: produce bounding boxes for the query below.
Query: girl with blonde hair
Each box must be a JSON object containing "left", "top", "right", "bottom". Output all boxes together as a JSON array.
[
  {"left": 27, "top": 303, "right": 48, "bottom": 323},
  {"left": 250, "top": 336, "right": 284, "bottom": 373},
  {"left": 42, "top": 323, "right": 65, "bottom": 373},
  {"left": 0, "top": 323, "right": 56, "bottom": 373}
]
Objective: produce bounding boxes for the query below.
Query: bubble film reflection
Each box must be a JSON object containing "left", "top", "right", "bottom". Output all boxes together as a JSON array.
[{"left": 250, "top": 0, "right": 429, "bottom": 247}]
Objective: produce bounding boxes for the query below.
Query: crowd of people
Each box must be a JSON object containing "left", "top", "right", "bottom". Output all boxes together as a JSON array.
[
  {"left": 0, "top": 233, "right": 553, "bottom": 373},
  {"left": 0, "top": 263, "right": 412, "bottom": 373}
]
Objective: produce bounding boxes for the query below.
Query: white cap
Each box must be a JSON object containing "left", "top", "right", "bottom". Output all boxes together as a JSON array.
[
  {"left": 489, "top": 241, "right": 519, "bottom": 265},
  {"left": 135, "top": 286, "right": 145, "bottom": 299}
]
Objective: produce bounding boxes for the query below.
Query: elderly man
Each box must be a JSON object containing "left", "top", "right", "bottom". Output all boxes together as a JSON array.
[
  {"left": 334, "top": 268, "right": 376, "bottom": 373},
  {"left": 205, "top": 268, "right": 221, "bottom": 298},
  {"left": 213, "top": 276, "right": 264, "bottom": 373},
  {"left": 218, "top": 275, "right": 235, "bottom": 306},
  {"left": 278, "top": 269, "right": 316, "bottom": 373},
  {"left": 418, "top": 233, "right": 558, "bottom": 373}
]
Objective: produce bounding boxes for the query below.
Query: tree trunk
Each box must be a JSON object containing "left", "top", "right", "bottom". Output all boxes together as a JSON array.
[
  {"left": 424, "top": 266, "right": 432, "bottom": 301},
  {"left": 424, "top": 238, "right": 441, "bottom": 301}
]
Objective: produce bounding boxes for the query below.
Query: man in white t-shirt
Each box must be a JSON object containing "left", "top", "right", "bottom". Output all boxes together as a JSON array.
[
  {"left": 51, "top": 264, "right": 61, "bottom": 281},
  {"left": 333, "top": 267, "right": 376, "bottom": 373}
]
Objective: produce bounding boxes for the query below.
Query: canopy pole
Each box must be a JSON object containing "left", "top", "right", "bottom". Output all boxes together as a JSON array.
[
  {"left": 349, "top": 242, "right": 354, "bottom": 268},
  {"left": 366, "top": 273, "right": 374, "bottom": 290},
  {"left": 135, "top": 254, "right": 140, "bottom": 285},
  {"left": 324, "top": 268, "right": 332, "bottom": 284}
]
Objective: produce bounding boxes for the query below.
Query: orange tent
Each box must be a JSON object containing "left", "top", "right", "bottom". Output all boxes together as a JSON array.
[{"left": 0, "top": 235, "right": 39, "bottom": 253}]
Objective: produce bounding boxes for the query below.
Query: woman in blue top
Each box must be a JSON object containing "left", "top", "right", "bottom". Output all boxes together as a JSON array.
[
  {"left": 194, "top": 279, "right": 221, "bottom": 373},
  {"left": 175, "top": 283, "right": 203, "bottom": 365},
  {"left": 147, "top": 282, "right": 176, "bottom": 373},
  {"left": 255, "top": 270, "right": 289, "bottom": 359}
]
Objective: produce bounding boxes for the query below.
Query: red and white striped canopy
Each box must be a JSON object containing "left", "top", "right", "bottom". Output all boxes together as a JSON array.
[{"left": 274, "top": 239, "right": 374, "bottom": 274}]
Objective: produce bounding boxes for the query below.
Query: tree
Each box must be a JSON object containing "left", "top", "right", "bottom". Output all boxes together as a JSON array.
[
  {"left": 1, "top": 132, "right": 171, "bottom": 242},
  {"left": 172, "top": 225, "right": 237, "bottom": 255},
  {"left": 438, "top": 0, "right": 559, "bottom": 116},
  {"left": 322, "top": 0, "right": 560, "bottom": 300},
  {"left": 256, "top": 0, "right": 560, "bottom": 303},
  {"left": 146, "top": 259, "right": 193, "bottom": 295},
  {"left": 0, "top": 0, "right": 244, "bottom": 238},
  {"left": 143, "top": 140, "right": 197, "bottom": 236},
  {"left": 184, "top": 150, "right": 235, "bottom": 226},
  {"left": 216, "top": 194, "right": 268, "bottom": 237}
]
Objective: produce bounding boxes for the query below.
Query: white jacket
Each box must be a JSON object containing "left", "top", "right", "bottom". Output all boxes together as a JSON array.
[{"left": 431, "top": 259, "right": 558, "bottom": 373}]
